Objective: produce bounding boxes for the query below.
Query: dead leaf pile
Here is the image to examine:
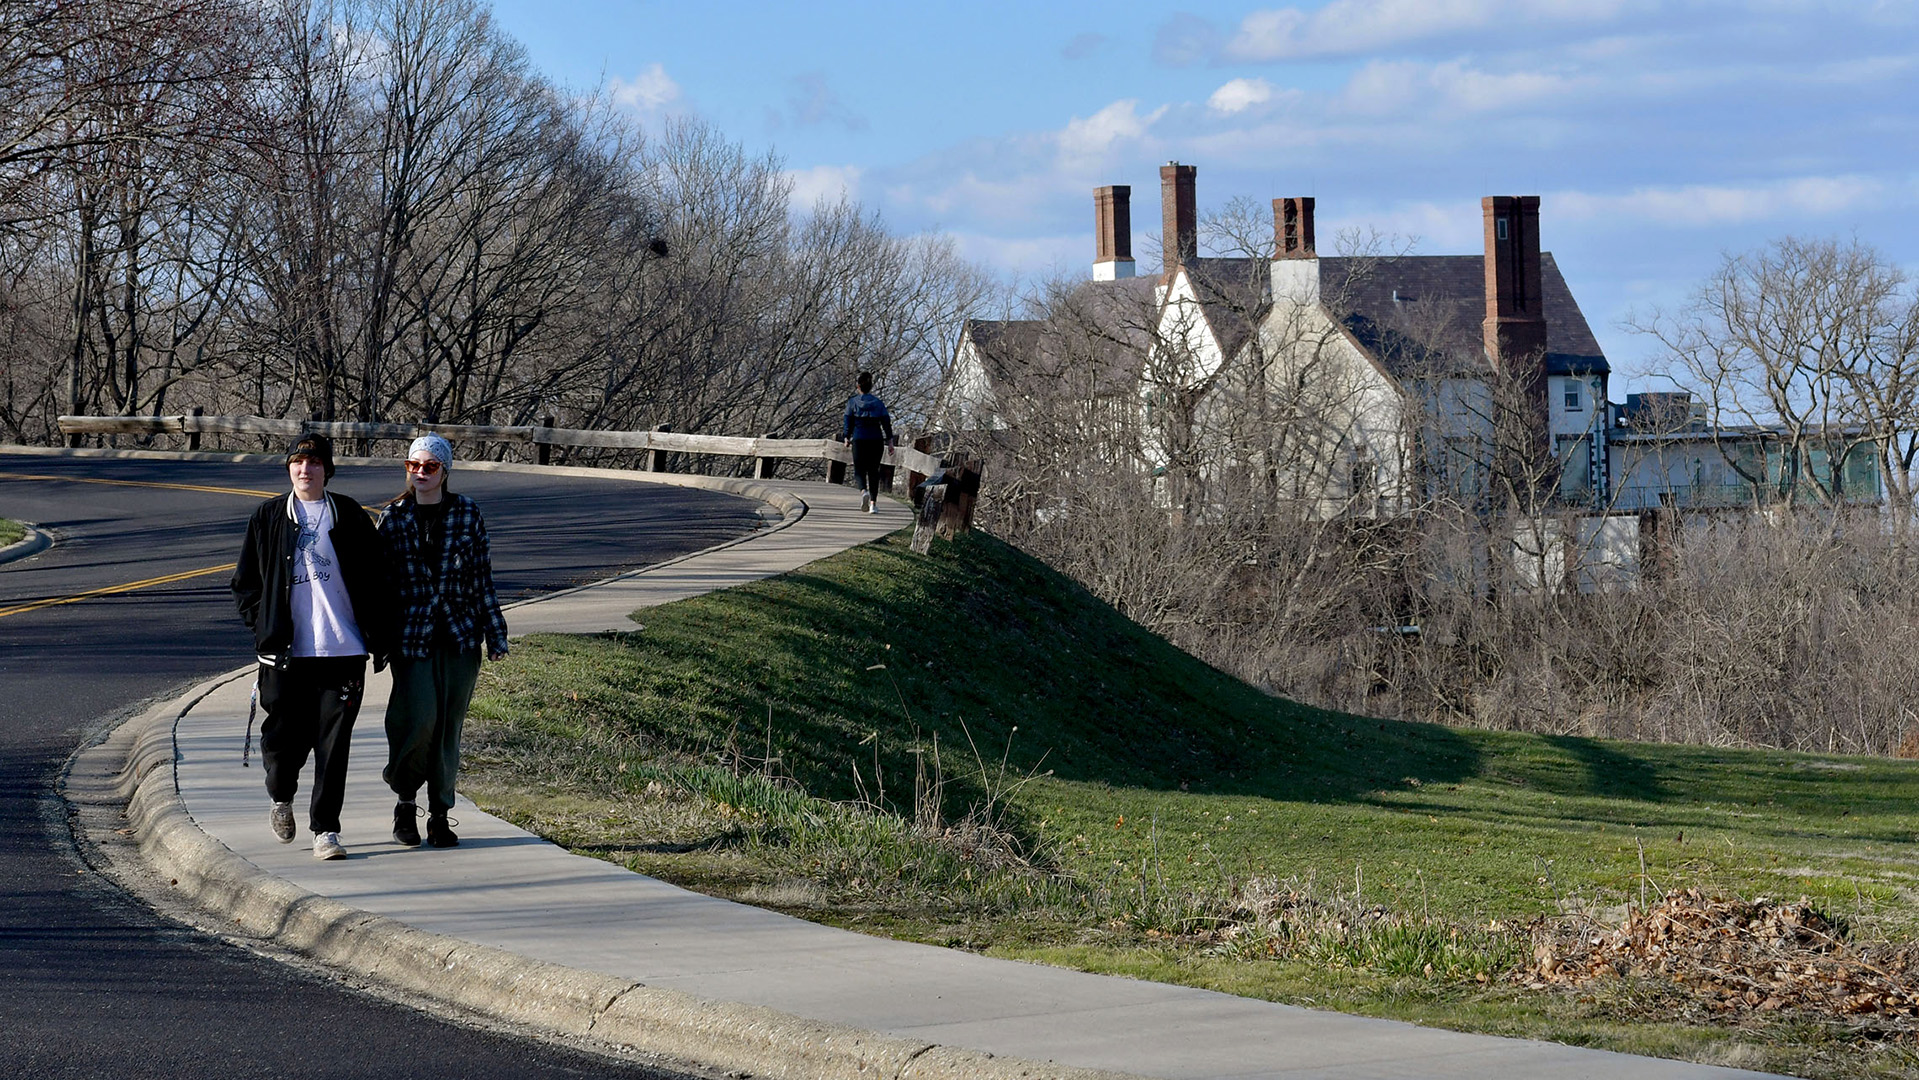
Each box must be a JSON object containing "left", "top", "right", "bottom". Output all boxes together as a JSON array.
[{"left": 1524, "top": 888, "right": 1919, "bottom": 1025}]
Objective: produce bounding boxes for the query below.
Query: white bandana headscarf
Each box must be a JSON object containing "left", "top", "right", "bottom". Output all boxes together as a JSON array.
[{"left": 408, "top": 434, "right": 453, "bottom": 470}]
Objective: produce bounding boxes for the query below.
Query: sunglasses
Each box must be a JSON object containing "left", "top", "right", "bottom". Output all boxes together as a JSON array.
[{"left": 404, "top": 460, "right": 443, "bottom": 475}]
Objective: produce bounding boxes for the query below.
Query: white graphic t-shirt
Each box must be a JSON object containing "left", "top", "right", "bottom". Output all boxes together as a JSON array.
[{"left": 289, "top": 496, "right": 366, "bottom": 657}]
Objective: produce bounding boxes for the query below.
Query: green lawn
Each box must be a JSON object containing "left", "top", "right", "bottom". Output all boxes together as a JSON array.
[
  {"left": 465, "top": 529, "right": 1919, "bottom": 1079},
  {"left": 0, "top": 519, "right": 24, "bottom": 547}
]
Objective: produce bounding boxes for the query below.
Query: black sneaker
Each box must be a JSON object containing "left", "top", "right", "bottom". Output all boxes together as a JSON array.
[
  {"left": 392, "top": 802, "right": 420, "bottom": 847},
  {"left": 425, "top": 814, "right": 459, "bottom": 848}
]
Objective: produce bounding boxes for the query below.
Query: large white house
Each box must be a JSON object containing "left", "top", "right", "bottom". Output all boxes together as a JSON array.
[{"left": 944, "top": 164, "right": 1881, "bottom": 579}]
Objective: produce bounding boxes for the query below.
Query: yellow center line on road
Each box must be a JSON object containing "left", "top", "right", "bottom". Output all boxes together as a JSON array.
[
  {"left": 0, "top": 471, "right": 281, "bottom": 499},
  {"left": 0, "top": 562, "right": 238, "bottom": 620}
]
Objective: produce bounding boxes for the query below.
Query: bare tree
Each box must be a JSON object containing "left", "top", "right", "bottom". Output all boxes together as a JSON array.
[{"left": 1634, "top": 236, "right": 1919, "bottom": 518}]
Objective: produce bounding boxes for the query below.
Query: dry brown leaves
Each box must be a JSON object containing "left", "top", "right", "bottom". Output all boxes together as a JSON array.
[{"left": 1523, "top": 889, "right": 1919, "bottom": 1028}]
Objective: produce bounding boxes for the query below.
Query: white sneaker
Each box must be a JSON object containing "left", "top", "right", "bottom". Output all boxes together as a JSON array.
[
  {"left": 868, "top": 501, "right": 879, "bottom": 514},
  {"left": 269, "top": 802, "right": 295, "bottom": 843},
  {"left": 312, "top": 831, "right": 347, "bottom": 860},
  {"left": 859, "top": 492, "right": 872, "bottom": 513}
]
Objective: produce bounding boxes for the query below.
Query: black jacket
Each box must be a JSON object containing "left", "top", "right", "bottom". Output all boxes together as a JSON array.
[{"left": 231, "top": 491, "right": 392, "bottom": 668}]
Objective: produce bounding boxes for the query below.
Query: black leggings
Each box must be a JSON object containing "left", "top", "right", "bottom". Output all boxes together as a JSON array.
[{"left": 851, "top": 438, "right": 884, "bottom": 501}]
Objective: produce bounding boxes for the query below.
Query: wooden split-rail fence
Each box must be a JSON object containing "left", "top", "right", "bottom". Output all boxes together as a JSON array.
[{"left": 56, "top": 412, "right": 982, "bottom": 538}]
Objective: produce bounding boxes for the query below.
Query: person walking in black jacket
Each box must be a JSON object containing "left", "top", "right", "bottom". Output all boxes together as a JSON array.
[
  {"left": 377, "top": 434, "right": 508, "bottom": 849},
  {"left": 230, "top": 434, "right": 390, "bottom": 860},
  {"left": 842, "top": 371, "right": 893, "bottom": 514}
]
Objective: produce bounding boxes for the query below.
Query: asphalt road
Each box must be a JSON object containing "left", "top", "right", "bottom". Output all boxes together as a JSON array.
[{"left": 0, "top": 453, "right": 760, "bottom": 1079}]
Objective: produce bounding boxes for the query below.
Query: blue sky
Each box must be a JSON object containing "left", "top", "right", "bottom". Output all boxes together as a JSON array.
[{"left": 486, "top": 0, "right": 1919, "bottom": 391}]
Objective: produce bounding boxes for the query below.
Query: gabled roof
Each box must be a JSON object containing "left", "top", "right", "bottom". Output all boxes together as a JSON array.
[
  {"left": 1323, "top": 253, "right": 1609, "bottom": 379},
  {"left": 951, "top": 249, "right": 1611, "bottom": 421},
  {"left": 1175, "top": 258, "right": 1269, "bottom": 363},
  {"left": 955, "top": 276, "right": 1158, "bottom": 401},
  {"left": 1160, "top": 252, "right": 1608, "bottom": 382}
]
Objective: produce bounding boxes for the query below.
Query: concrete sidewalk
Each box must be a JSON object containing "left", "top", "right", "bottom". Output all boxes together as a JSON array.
[{"left": 78, "top": 475, "right": 1783, "bottom": 1080}]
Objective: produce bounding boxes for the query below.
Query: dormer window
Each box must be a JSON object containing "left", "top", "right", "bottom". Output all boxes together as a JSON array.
[{"left": 1564, "top": 380, "right": 1583, "bottom": 411}]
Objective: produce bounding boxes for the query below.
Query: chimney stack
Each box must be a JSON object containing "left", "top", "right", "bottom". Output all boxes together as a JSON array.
[
  {"left": 1092, "top": 185, "right": 1135, "bottom": 281},
  {"left": 1484, "top": 195, "right": 1551, "bottom": 494},
  {"left": 1482, "top": 195, "right": 1545, "bottom": 370},
  {"left": 1160, "top": 162, "right": 1196, "bottom": 271},
  {"left": 1269, "top": 196, "right": 1320, "bottom": 305},
  {"left": 1272, "top": 197, "right": 1314, "bottom": 258}
]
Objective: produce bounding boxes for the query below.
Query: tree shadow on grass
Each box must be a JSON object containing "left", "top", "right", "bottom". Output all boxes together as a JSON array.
[{"left": 1536, "top": 734, "right": 1668, "bottom": 802}]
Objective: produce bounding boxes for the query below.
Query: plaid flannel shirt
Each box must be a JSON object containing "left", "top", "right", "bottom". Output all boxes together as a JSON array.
[{"left": 378, "top": 493, "right": 509, "bottom": 660}]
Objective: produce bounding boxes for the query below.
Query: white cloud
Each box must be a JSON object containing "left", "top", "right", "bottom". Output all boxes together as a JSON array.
[
  {"left": 1552, "top": 176, "right": 1888, "bottom": 226},
  {"left": 1057, "top": 99, "right": 1167, "bottom": 166},
  {"left": 609, "top": 63, "right": 680, "bottom": 112},
  {"left": 785, "top": 164, "right": 863, "bottom": 208},
  {"left": 1341, "top": 59, "right": 1578, "bottom": 115},
  {"left": 1227, "top": 0, "right": 1629, "bottom": 61},
  {"left": 1208, "top": 77, "right": 1276, "bottom": 114}
]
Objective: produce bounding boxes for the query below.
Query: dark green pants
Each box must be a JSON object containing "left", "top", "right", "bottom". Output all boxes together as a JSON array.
[{"left": 383, "top": 650, "right": 481, "bottom": 814}]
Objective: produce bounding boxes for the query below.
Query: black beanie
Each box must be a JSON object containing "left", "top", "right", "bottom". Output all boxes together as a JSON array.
[{"left": 286, "top": 433, "right": 336, "bottom": 479}]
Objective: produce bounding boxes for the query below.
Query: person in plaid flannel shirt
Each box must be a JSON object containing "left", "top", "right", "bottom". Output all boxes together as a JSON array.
[{"left": 377, "top": 434, "right": 508, "bottom": 848}]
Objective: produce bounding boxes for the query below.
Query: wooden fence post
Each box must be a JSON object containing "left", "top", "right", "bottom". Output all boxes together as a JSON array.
[
  {"left": 754, "top": 434, "right": 779, "bottom": 480},
  {"left": 187, "top": 405, "right": 204, "bottom": 451},
  {"left": 646, "top": 426, "right": 671, "bottom": 472},
  {"left": 936, "top": 457, "right": 983, "bottom": 538},
  {"left": 878, "top": 436, "right": 896, "bottom": 493},
  {"left": 536, "top": 414, "right": 553, "bottom": 466},
  {"left": 908, "top": 435, "right": 934, "bottom": 507}
]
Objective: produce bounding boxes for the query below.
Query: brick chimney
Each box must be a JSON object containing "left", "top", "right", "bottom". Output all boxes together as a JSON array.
[
  {"left": 1160, "top": 162, "right": 1196, "bottom": 271},
  {"left": 1482, "top": 195, "right": 1546, "bottom": 371},
  {"left": 1269, "top": 196, "right": 1319, "bottom": 305},
  {"left": 1273, "top": 196, "right": 1314, "bottom": 258},
  {"left": 1092, "top": 185, "right": 1135, "bottom": 281},
  {"left": 1483, "top": 195, "right": 1551, "bottom": 495}
]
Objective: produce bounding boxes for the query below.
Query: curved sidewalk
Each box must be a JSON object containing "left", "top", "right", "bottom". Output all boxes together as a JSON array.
[{"left": 71, "top": 475, "right": 1783, "bottom": 1080}]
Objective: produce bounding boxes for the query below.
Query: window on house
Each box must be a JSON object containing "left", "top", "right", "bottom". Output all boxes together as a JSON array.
[
  {"left": 1564, "top": 380, "right": 1582, "bottom": 411},
  {"left": 1496, "top": 218, "right": 1509, "bottom": 241}
]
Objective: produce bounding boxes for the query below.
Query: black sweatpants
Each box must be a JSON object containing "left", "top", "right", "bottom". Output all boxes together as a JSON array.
[
  {"left": 258, "top": 656, "right": 367, "bottom": 834},
  {"left": 851, "top": 438, "right": 885, "bottom": 502}
]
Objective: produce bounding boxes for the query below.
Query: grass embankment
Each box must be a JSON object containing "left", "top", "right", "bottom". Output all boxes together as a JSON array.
[
  {"left": 0, "top": 519, "right": 25, "bottom": 547},
  {"left": 466, "top": 530, "right": 1919, "bottom": 1080}
]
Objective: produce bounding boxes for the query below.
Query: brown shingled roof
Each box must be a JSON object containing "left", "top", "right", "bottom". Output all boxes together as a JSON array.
[
  {"left": 1321, "top": 253, "right": 1608, "bottom": 379},
  {"left": 953, "top": 251, "right": 1608, "bottom": 409},
  {"left": 957, "top": 277, "right": 1157, "bottom": 401}
]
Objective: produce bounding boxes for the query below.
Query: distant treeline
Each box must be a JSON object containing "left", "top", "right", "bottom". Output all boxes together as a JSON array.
[{"left": 0, "top": 0, "right": 990, "bottom": 461}]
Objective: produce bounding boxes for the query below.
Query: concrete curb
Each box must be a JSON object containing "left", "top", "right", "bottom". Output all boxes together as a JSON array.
[
  {"left": 0, "top": 521, "right": 50, "bottom": 565},
  {"left": 76, "top": 665, "right": 1134, "bottom": 1080},
  {"left": 40, "top": 447, "right": 1127, "bottom": 1080}
]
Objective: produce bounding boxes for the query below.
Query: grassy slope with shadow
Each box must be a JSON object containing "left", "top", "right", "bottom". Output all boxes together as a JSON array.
[
  {"left": 466, "top": 529, "right": 1919, "bottom": 1080},
  {"left": 0, "top": 518, "right": 24, "bottom": 547}
]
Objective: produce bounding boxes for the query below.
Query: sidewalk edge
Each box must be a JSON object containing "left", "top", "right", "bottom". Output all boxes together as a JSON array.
[{"left": 68, "top": 679, "right": 1132, "bottom": 1080}]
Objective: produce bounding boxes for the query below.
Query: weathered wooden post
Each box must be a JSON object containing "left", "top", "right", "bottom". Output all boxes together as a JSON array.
[
  {"left": 936, "top": 457, "right": 983, "bottom": 538},
  {"left": 187, "top": 405, "right": 204, "bottom": 451},
  {"left": 878, "top": 436, "right": 897, "bottom": 493},
  {"left": 646, "top": 425, "right": 672, "bottom": 472},
  {"left": 907, "top": 435, "right": 935, "bottom": 507},
  {"left": 826, "top": 436, "right": 847, "bottom": 484},
  {"left": 536, "top": 414, "right": 553, "bottom": 466},
  {"left": 754, "top": 434, "right": 779, "bottom": 480},
  {"left": 910, "top": 455, "right": 984, "bottom": 554}
]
